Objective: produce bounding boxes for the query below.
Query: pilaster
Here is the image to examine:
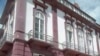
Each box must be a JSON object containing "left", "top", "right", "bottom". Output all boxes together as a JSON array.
[
  {"left": 11, "top": 0, "right": 32, "bottom": 56},
  {"left": 52, "top": 6, "right": 58, "bottom": 48}
]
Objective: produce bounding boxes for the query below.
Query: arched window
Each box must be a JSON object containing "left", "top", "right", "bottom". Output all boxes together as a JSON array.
[{"left": 34, "top": 10, "right": 45, "bottom": 40}]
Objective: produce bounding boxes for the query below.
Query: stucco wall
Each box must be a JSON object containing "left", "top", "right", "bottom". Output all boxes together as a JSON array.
[
  {"left": 57, "top": 9, "right": 66, "bottom": 49},
  {"left": 25, "top": 0, "right": 99, "bottom": 54}
]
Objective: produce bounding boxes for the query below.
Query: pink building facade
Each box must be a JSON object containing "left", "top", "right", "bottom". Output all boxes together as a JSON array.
[{"left": 0, "top": 0, "right": 100, "bottom": 56}]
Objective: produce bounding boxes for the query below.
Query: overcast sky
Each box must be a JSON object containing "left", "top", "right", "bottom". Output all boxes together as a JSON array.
[{"left": 0, "top": 0, "right": 100, "bottom": 24}]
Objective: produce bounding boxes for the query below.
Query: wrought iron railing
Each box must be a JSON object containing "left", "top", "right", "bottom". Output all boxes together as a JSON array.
[
  {"left": 26, "top": 30, "right": 99, "bottom": 56},
  {"left": 27, "top": 31, "right": 53, "bottom": 44},
  {"left": 60, "top": 41, "right": 99, "bottom": 56},
  {"left": 0, "top": 30, "right": 98, "bottom": 56}
]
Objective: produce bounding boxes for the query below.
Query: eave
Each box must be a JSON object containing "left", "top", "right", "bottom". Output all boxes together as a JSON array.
[{"left": 42, "top": 0, "right": 100, "bottom": 32}]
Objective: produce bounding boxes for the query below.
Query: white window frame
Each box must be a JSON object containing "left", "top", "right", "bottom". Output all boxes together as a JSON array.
[
  {"left": 66, "top": 23, "right": 73, "bottom": 44},
  {"left": 34, "top": 10, "right": 45, "bottom": 41},
  {"left": 87, "top": 32, "right": 92, "bottom": 46},
  {"left": 77, "top": 26, "right": 84, "bottom": 51}
]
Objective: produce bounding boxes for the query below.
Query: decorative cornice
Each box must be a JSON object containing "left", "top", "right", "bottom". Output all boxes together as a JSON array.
[
  {"left": 76, "top": 21, "right": 84, "bottom": 28},
  {"left": 85, "top": 27, "right": 93, "bottom": 32},
  {"left": 64, "top": 16, "right": 74, "bottom": 22},
  {"left": 33, "top": 0, "right": 48, "bottom": 9}
]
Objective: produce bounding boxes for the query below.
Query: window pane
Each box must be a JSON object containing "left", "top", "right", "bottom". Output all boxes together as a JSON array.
[
  {"left": 78, "top": 29, "right": 83, "bottom": 38},
  {"left": 66, "top": 24, "right": 73, "bottom": 42},
  {"left": 69, "top": 31, "right": 72, "bottom": 42},
  {"left": 88, "top": 39, "right": 92, "bottom": 45},
  {"left": 35, "top": 18, "right": 39, "bottom": 23},
  {"left": 35, "top": 18, "right": 39, "bottom": 38},
  {"left": 35, "top": 18, "right": 39, "bottom": 30},
  {"left": 77, "top": 28, "right": 84, "bottom": 51},
  {"left": 40, "top": 20, "right": 44, "bottom": 40},
  {"left": 40, "top": 34, "right": 44, "bottom": 40},
  {"left": 67, "top": 31, "right": 72, "bottom": 42},
  {"left": 86, "top": 32, "right": 92, "bottom": 47},
  {"left": 35, "top": 32, "right": 39, "bottom": 38},
  {"left": 40, "top": 20, "right": 44, "bottom": 33},
  {"left": 87, "top": 34, "right": 92, "bottom": 45}
]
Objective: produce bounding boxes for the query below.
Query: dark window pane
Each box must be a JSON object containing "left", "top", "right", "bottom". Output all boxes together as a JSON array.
[
  {"left": 35, "top": 32, "right": 39, "bottom": 38},
  {"left": 87, "top": 32, "right": 92, "bottom": 46},
  {"left": 35, "top": 18, "right": 39, "bottom": 23},
  {"left": 40, "top": 34, "right": 44, "bottom": 40},
  {"left": 88, "top": 40, "right": 91, "bottom": 45},
  {"left": 35, "top": 18, "right": 39, "bottom": 39},
  {"left": 40, "top": 20, "right": 44, "bottom": 34},
  {"left": 67, "top": 31, "right": 72, "bottom": 42},
  {"left": 40, "top": 20, "right": 44, "bottom": 40},
  {"left": 69, "top": 31, "right": 72, "bottom": 42}
]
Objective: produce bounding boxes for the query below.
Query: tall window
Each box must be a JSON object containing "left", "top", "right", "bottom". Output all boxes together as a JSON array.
[
  {"left": 77, "top": 27, "right": 84, "bottom": 44},
  {"left": 66, "top": 23, "right": 73, "bottom": 43},
  {"left": 34, "top": 11, "right": 45, "bottom": 40},
  {"left": 86, "top": 31, "right": 93, "bottom": 55},
  {"left": 77, "top": 27, "right": 84, "bottom": 51},
  {"left": 87, "top": 32, "right": 92, "bottom": 46},
  {"left": 77, "top": 28, "right": 83, "bottom": 39}
]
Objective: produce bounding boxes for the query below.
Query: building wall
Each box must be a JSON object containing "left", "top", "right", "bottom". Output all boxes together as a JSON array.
[
  {"left": 22, "top": 0, "right": 99, "bottom": 55},
  {"left": 25, "top": 0, "right": 34, "bottom": 40},
  {"left": 25, "top": 0, "right": 53, "bottom": 40},
  {"left": 46, "top": 4, "right": 53, "bottom": 37},
  {"left": 56, "top": 9, "right": 98, "bottom": 54},
  {"left": 25, "top": 0, "right": 34, "bottom": 33},
  {"left": 2, "top": 3, "right": 16, "bottom": 42},
  {"left": 57, "top": 9, "right": 66, "bottom": 49},
  {"left": 0, "top": 0, "right": 100, "bottom": 56}
]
